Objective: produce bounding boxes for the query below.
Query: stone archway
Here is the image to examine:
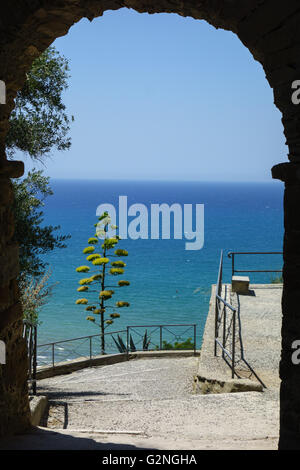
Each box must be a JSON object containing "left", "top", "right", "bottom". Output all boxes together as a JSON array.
[{"left": 1, "top": 0, "right": 300, "bottom": 449}]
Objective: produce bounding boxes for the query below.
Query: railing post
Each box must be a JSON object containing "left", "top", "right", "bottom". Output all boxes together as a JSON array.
[
  {"left": 214, "top": 298, "right": 218, "bottom": 356},
  {"left": 194, "top": 324, "right": 196, "bottom": 355},
  {"left": 160, "top": 326, "right": 162, "bottom": 350},
  {"left": 28, "top": 326, "right": 33, "bottom": 389},
  {"left": 222, "top": 305, "right": 226, "bottom": 360},
  {"left": 32, "top": 326, "right": 37, "bottom": 395},
  {"left": 232, "top": 309, "right": 236, "bottom": 379},
  {"left": 231, "top": 253, "right": 234, "bottom": 277},
  {"left": 52, "top": 343, "right": 55, "bottom": 368},
  {"left": 89, "top": 336, "right": 92, "bottom": 360},
  {"left": 126, "top": 326, "right": 129, "bottom": 359}
]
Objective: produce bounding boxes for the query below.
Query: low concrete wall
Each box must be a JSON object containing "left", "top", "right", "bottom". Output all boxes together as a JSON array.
[
  {"left": 29, "top": 396, "right": 48, "bottom": 426},
  {"left": 36, "top": 350, "right": 200, "bottom": 380}
]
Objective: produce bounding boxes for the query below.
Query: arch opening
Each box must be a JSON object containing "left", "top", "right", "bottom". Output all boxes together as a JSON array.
[{"left": 1, "top": 1, "right": 300, "bottom": 449}]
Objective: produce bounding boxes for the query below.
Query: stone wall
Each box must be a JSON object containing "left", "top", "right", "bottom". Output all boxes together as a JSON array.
[{"left": 0, "top": 0, "right": 300, "bottom": 447}]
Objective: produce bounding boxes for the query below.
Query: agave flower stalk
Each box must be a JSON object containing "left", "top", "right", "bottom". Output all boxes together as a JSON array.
[{"left": 75, "top": 212, "right": 130, "bottom": 354}]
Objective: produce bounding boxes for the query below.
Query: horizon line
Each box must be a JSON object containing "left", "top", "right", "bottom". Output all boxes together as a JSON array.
[{"left": 42, "top": 177, "right": 280, "bottom": 184}]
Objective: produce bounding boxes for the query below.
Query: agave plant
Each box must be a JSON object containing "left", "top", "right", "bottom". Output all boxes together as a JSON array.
[
  {"left": 75, "top": 212, "right": 130, "bottom": 353},
  {"left": 112, "top": 330, "right": 151, "bottom": 354}
]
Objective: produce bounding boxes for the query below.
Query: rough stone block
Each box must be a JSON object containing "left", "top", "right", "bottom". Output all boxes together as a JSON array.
[{"left": 232, "top": 276, "right": 250, "bottom": 294}]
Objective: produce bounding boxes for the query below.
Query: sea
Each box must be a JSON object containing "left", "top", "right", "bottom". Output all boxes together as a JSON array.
[{"left": 36, "top": 180, "right": 284, "bottom": 363}]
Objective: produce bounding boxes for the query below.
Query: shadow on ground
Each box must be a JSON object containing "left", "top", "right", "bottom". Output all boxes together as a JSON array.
[{"left": 0, "top": 427, "right": 155, "bottom": 450}]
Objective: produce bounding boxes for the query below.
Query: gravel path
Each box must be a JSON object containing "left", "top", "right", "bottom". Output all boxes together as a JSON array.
[
  {"left": 28, "top": 356, "right": 279, "bottom": 450},
  {"left": 38, "top": 357, "right": 197, "bottom": 403}
]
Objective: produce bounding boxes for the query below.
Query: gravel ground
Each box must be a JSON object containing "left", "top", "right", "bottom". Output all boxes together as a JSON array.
[
  {"left": 38, "top": 357, "right": 198, "bottom": 403},
  {"left": 16, "top": 356, "right": 280, "bottom": 450}
]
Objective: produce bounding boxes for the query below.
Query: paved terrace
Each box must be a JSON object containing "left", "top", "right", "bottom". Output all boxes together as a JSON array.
[
  {"left": 196, "top": 283, "right": 281, "bottom": 392},
  {"left": 0, "top": 284, "right": 281, "bottom": 450}
]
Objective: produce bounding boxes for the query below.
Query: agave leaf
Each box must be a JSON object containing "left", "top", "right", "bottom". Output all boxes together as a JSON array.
[
  {"left": 117, "top": 334, "right": 127, "bottom": 353},
  {"left": 143, "top": 330, "right": 151, "bottom": 350},
  {"left": 129, "top": 335, "right": 136, "bottom": 352},
  {"left": 112, "top": 335, "right": 125, "bottom": 354}
]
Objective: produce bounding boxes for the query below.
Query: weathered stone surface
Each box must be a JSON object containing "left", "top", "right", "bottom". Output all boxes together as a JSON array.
[
  {"left": 231, "top": 275, "right": 250, "bottom": 294},
  {"left": 0, "top": 160, "right": 24, "bottom": 178},
  {"left": 194, "top": 375, "right": 263, "bottom": 394},
  {"left": 29, "top": 396, "right": 48, "bottom": 426},
  {"left": 0, "top": 244, "right": 19, "bottom": 285}
]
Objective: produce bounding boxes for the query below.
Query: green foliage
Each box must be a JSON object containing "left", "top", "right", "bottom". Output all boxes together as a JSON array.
[
  {"left": 86, "top": 316, "right": 95, "bottom": 322},
  {"left": 157, "top": 338, "right": 195, "bottom": 350},
  {"left": 10, "top": 48, "right": 73, "bottom": 324},
  {"left": 111, "top": 331, "right": 150, "bottom": 353},
  {"left": 78, "top": 278, "right": 93, "bottom": 285},
  {"left": 83, "top": 246, "right": 95, "bottom": 254},
  {"left": 13, "top": 169, "right": 70, "bottom": 278},
  {"left": 110, "top": 267, "right": 124, "bottom": 275},
  {"left": 271, "top": 274, "right": 283, "bottom": 284},
  {"left": 76, "top": 298, "right": 88, "bottom": 305},
  {"left": 86, "top": 254, "right": 100, "bottom": 261},
  {"left": 111, "top": 261, "right": 126, "bottom": 267},
  {"left": 77, "top": 286, "right": 89, "bottom": 292},
  {"left": 88, "top": 237, "right": 98, "bottom": 244},
  {"left": 75, "top": 212, "right": 130, "bottom": 353},
  {"left": 115, "top": 249, "right": 128, "bottom": 257},
  {"left": 6, "top": 46, "right": 73, "bottom": 161},
  {"left": 90, "top": 274, "right": 102, "bottom": 281},
  {"left": 85, "top": 306, "right": 96, "bottom": 311},
  {"left": 100, "top": 290, "right": 113, "bottom": 300},
  {"left": 116, "top": 301, "right": 130, "bottom": 308},
  {"left": 20, "top": 268, "right": 56, "bottom": 326},
  {"left": 92, "top": 257, "right": 109, "bottom": 265},
  {"left": 110, "top": 313, "right": 120, "bottom": 319},
  {"left": 76, "top": 266, "right": 90, "bottom": 273},
  {"left": 112, "top": 334, "right": 127, "bottom": 353}
]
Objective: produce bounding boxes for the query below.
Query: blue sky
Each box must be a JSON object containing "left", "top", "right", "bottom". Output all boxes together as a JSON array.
[{"left": 23, "top": 8, "right": 287, "bottom": 182}]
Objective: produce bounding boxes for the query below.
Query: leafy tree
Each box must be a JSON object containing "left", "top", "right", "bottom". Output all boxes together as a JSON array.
[
  {"left": 7, "top": 46, "right": 73, "bottom": 325},
  {"left": 13, "top": 169, "right": 70, "bottom": 279},
  {"left": 75, "top": 212, "right": 130, "bottom": 353},
  {"left": 6, "top": 46, "right": 73, "bottom": 161},
  {"left": 20, "top": 268, "right": 57, "bottom": 326}
]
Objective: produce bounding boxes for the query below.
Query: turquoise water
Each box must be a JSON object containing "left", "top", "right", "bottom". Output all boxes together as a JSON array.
[{"left": 37, "top": 180, "right": 284, "bottom": 359}]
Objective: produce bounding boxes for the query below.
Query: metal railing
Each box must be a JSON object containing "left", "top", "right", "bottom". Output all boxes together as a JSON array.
[
  {"left": 215, "top": 294, "right": 237, "bottom": 379},
  {"left": 23, "top": 320, "right": 37, "bottom": 395},
  {"left": 228, "top": 251, "right": 283, "bottom": 277},
  {"left": 214, "top": 250, "right": 237, "bottom": 378},
  {"left": 126, "top": 324, "right": 197, "bottom": 355},
  {"left": 214, "top": 249, "right": 223, "bottom": 355},
  {"left": 37, "top": 323, "right": 197, "bottom": 369},
  {"left": 214, "top": 250, "right": 266, "bottom": 386},
  {"left": 37, "top": 329, "right": 127, "bottom": 368}
]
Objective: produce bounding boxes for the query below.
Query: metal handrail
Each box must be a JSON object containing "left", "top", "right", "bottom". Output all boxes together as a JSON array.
[
  {"left": 37, "top": 323, "right": 198, "bottom": 370},
  {"left": 214, "top": 251, "right": 267, "bottom": 387},
  {"left": 38, "top": 329, "right": 127, "bottom": 368},
  {"left": 228, "top": 251, "right": 283, "bottom": 277},
  {"left": 23, "top": 320, "right": 37, "bottom": 395},
  {"left": 214, "top": 288, "right": 237, "bottom": 379},
  {"left": 126, "top": 324, "right": 197, "bottom": 355},
  {"left": 38, "top": 330, "right": 127, "bottom": 348}
]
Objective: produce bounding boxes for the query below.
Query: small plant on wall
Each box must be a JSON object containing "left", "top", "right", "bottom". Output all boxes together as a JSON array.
[{"left": 75, "top": 212, "right": 130, "bottom": 353}]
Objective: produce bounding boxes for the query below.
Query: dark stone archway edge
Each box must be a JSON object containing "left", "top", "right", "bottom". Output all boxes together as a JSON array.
[{"left": 1, "top": 0, "right": 300, "bottom": 449}]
